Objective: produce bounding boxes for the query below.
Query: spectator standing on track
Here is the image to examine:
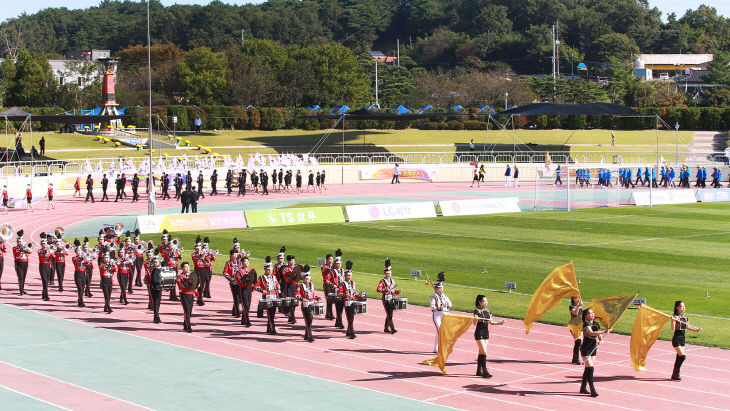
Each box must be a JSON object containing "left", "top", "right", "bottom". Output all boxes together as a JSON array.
[
  {"left": 711, "top": 167, "right": 722, "bottom": 188},
  {"left": 46, "top": 183, "right": 55, "bottom": 210},
  {"left": 470, "top": 164, "right": 480, "bottom": 187},
  {"left": 73, "top": 177, "right": 81, "bottom": 197},
  {"left": 197, "top": 172, "right": 205, "bottom": 198},
  {"left": 473, "top": 295, "right": 506, "bottom": 378},
  {"left": 261, "top": 170, "right": 269, "bottom": 195},
  {"left": 651, "top": 167, "right": 658, "bottom": 188},
  {"left": 644, "top": 167, "right": 650, "bottom": 186},
  {"left": 180, "top": 187, "right": 192, "bottom": 213},
  {"left": 101, "top": 174, "right": 109, "bottom": 201},
  {"left": 321, "top": 170, "right": 327, "bottom": 190},
  {"left": 392, "top": 163, "right": 400, "bottom": 184},
  {"left": 579, "top": 308, "right": 610, "bottom": 397},
  {"left": 24, "top": 184, "right": 33, "bottom": 212},
  {"left": 39, "top": 136, "right": 46, "bottom": 156},
  {"left": 478, "top": 165, "right": 485, "bottom": 183},
  {"left": 210, "top": 169, "right": 218, "bottom": 195},
  {"left": 191, "top": 186, "right": 200, "bottom": 213},
  {"left": 85, "top": 175, "right": 95, "bottom": 203},
  {"left": 237, "top": 170, "right": 246, "bottom": 196},
  {"left": 635, "top": 167, "right": 644, "bottom": 186},
  {"left": 554, "top": 164, "right": 562, "bottom": 185},
  {"left": 504, "top": 164, "right": 511, "bottom": 186},
  {"left": 131, "top": 173, "right": 140, "bottom": 202},
  {"left": 306, "top": 170, "right": 314, "bottom": 192},
  {"left": 225, "top": 170, "right": 233, "bottom": 195},
  {"left": 513, "top": 165, "right": 520, "bottom": 188}
]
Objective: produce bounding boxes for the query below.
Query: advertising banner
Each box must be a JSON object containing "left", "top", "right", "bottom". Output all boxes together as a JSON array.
[
  {"left": 137, "top": 210, "right": 247, "bottom": 233},
  {"left": 697, "top": 189, "right": 730, "bottom": 203},
  {"left": 360, "top": 166, "right": 439, "bottom": 181},
  {"left": 346, "top": 202, "right": 437, "bottom": 222},
  {"left": 439, "top": 197, "right": 521, "bottom": 216},
  {"left": 632, "top": 190, "right": 697, "bottom": 206},
  {"left": 245, "top": 206, "right": 345, "bottom": 228}
]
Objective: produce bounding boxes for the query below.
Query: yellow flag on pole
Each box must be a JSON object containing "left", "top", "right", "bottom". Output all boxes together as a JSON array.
[
  {"left": 568, "top": 293, "right": 639, "bottom": 339},
  {"left": 630, "top": 304, "right": 672, "bottom": 371},
  {"left": 524, "top": 262, "right": 580, "bottom": 334},
  {"left": 423, "top": 314, "right": 474, "bottom": 374}
]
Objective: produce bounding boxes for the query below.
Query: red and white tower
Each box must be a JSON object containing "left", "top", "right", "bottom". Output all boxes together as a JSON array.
[{"left": 98, "top": 58, "right": 120, "bottom": 118}]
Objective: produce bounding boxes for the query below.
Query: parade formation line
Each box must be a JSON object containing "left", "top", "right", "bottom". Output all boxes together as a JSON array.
[{"left": 1, "top": 183, "right": 729, "bottom": 410}]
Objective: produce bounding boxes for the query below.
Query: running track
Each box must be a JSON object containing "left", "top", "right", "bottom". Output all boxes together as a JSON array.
[{"left": 1, "top": 183, "right": 729, "bottom": 410}]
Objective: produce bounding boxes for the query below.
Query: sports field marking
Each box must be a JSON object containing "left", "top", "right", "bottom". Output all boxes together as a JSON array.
[
  {"left": 0, "top": 339, "right": 93, "bottom": 350},
  {"left": 0, "top": 360, "right": 154, "bottom": 411},
  {"left": 581, "top": 230, "right": 730, "bottom": 246},
  {"left": 0, "top": 383, "right": 72, "bottom": 410},
  {"left": 4, "top": 304, "right": 454, "bottom": 410}
]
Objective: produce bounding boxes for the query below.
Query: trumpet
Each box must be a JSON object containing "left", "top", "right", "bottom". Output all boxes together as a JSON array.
[
  {"left": 113, "top": 222, "right": 124, "bottom": 236},
  {"left": 207, "top": 249, "right": 220, "bottom": 255},
  {"left": 171, "top": 237, "right": 181, "bottom": 249},
  {"left": 0, "top": 223, "right": 12, "bottom": 242}
]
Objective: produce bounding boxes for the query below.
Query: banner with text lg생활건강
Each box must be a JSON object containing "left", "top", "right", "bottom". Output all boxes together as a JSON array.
[
  {"left": 439, "top": 197, "right": 521, "bottom": 216},
  {"left": 245, "top": 206, "right": 346, "bottom": 227},
  {"left": 345, "top": 202, "right": 437, "bottom": 222}
]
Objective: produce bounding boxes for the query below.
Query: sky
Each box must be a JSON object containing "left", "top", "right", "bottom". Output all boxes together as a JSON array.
[{"left": 0, "top": 0, "right": 728, "bottom": 24}]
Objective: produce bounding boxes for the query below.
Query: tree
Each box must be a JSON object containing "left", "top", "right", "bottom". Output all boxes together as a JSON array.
[
  {"left": 707, "top": 51, "right": 730, "bottom": 86},
  {"left": 0, "top": 57, "right": 16, "bottom": 106},
  {"left": 589, "top": 32, "right": 639, "bottom": 63},
  {"left": 296, "top": 43, "right": 369, "bottom": 106},
  {"left": 8, "top": 48, "right": 48, "bottom": 106},
  {"left": 177, "top": 47, "right": 228, "bottom": 105}
]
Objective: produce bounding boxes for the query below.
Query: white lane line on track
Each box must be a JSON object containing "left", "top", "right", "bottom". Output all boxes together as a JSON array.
[
  {"left": 0, "top": 360, "right": 152, "bottom": 410},
  {"left": 0, "top": 339, "right": 92, "bottom": 350},
  {"left": 0, "top": 382, "right": 72, "bottom": 411}
]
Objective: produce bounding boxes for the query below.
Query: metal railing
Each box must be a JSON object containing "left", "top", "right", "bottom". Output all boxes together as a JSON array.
[{"left": 1, "top": 151, "right": 727, "bottom": 177}]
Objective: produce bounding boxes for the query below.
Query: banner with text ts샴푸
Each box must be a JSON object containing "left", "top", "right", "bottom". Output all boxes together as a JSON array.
[{"left": 245, "top": 206, "right": 346, "bottom": 228}]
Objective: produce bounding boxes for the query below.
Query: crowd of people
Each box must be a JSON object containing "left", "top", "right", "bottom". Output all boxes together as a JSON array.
[{"left": 567, "top": 165, "right": 726, "bottom": 189}]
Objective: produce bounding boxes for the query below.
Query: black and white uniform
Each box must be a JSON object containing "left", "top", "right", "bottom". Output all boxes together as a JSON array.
[
  {"left": 474, "top": 307, "right": 491, "bottom": 340},
  {"left": 672, "top": 313, "right": 687, "bottom": 347},
  {"left": 430, "top": 291, "right": 452, "bottom": 352}
]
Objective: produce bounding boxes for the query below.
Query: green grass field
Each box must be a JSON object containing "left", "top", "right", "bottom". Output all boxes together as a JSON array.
[
  {"left": 6, "top": 128, "right": 694, "bottom": 161},
  {"left": 90, "top": 202, "right": 730, "bottom": 349}
]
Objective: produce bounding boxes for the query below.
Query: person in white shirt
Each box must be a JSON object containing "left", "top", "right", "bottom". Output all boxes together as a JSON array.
[
  {"left": 391, "top": 163, "right": 400, "bottom": 184},
  {"left": 430, "top": 280, "right": 452, "bottom": 353}
]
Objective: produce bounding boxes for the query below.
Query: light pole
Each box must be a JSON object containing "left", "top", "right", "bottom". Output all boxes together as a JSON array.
[
  {"left": 505, "top": 92, "right": 508, "bottom": 110},
  {"left": 147, "top": 0, "right": 155, "bottom": 215}
]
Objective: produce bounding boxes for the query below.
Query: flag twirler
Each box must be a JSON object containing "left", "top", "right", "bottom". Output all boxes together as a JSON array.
[
  {"left": 423, "top": 314, "right": 474, "bottom": 374},
  {"left": 630, "top": 304, "right": 672, "bottom": 371},
  {"left": 568, "top": 293, "right": 638, "bottom": 339},
  {"left": 524, "top": 262, "right": 580, "bottom": 334}
]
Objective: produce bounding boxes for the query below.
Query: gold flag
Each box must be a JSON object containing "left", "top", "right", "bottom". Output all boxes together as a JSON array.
[
  {"left": 524, "top": 262, "right": 580, "bottom": 334},
  {"left": 568, "top": 293, "right": 639, "bottom": 340},
  {"left": 630, "top": 304, "right": 672, "bottom": 371},
  {"left": 423, "top": 314, "right": 474, "bottom": 374}
]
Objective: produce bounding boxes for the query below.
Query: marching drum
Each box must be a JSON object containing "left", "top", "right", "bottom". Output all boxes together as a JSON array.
[
  {"left": 353, "top": 301, "right": 367, "bottom": 314},
  {"left": 159, "top": 267, "right": 177, "bottom": 289},
  {"left": 311, "top": 302, "right": 325, "bottom": 316},
  {"left": 393, "top": 297, "right": 408, "bottom": 311},
  {"left": 327, "top": 292, "right": 338, "bottom": 301},
  {"left": 356, "top": 291, "right": 368, "bottom": 301}
]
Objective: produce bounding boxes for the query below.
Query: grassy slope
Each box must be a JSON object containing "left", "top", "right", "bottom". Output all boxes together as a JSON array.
[
  {"left": 8, "top": 129, "right": 694, "bottom": 160},
  {"left": 92, "top": 202, "right": 729, "bottom": 348}
]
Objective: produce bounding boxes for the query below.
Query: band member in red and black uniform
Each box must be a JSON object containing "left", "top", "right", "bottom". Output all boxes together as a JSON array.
[
  {"left": 38, "top": 236, "right": 53, "bottom": 301},
  {"left": 143, "top": 246, "right": 154, "bottom": 309},
  {"left": 236, "top": 255, "right": 256, "bottom": 327},
  {"left": 84, "top": 238, "right": 96, "bottom": 297},
  {"left": 326, "top": 254, "right": 345, "bottom": 329},
  {"left": 177, "top": 262, "right": 197, "bottom": 332},
  {"left": 116, "top": 248, "right": 133, "bottom": 305},
  {"left": 144, "top": 256, "right": 163, "bottom": 323},
  {"left": 164, "top": 241, "right": 180, "bottom": 301},
  {"left": 321, "top": 252, "right": 334, "bottom": 320},
  {"left": 255, "top": 256, "right": 280, "bottom": 334},
  {"left": 99, "top": 252, "right": 116, "bottom": 313},
  {"left": 579, "top": 308, "right": 611, "bottom": 397},
  {"left": 377, "top": 258, "right": 401, "bottom": 334},
  {"left": 121, "top": 234, "right": 135, "bottom": 295},
  {"left": 157, "top": 230, "right": 169, "bottom": 260},
  {"left": 45, "top": 233, "right": 56, "bottom": 286},
  {"left": 671, "top": 300, "right": 702, "bottom": 381},
  {"left": 13, "top": 230, "right": 30, "bottom": 295},
  {"left": 281, "top": 254, "right": 299, "bottom": 324},
  {"left": 223, "top": 248, "right": 242, "bottom": 317},
  {"left": 202, "top": 238, "right": 214, "bottom": 299},
  {"left": 132, "top": 230, "right": 144, "bottom": 287},
  {"left": 569, "top": 296, "right": 584, "bottom": 365},
  {"left": 54, "top": 236, "right": 68, "bottom": 292},
  {"left": 0, "top": 234, "right": 6, "bottom": 290},
  {"left": 191, "top": 237, "right": 207, "bottom": 306},
  {"left": 295, "top": 265, "right": 319, "bottom": 342},
  {"left": 71, "top": 240, "right": 86, "bottom": 307},
  {"left": 273, "top": 246, "right": 286, "bottom": 312},
  {"left": 338, "top": 262, "right": 357, "bottom": 339}
]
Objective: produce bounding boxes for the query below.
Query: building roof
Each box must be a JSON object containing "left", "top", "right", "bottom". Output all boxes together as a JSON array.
[
  {"left": 638, "top": 54, "right": 713, "bottom": 66},
  {"left": 675, "top": 70, "right": 712, "bottom": 84}
]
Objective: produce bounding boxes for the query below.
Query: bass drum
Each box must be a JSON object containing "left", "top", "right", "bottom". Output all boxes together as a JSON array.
[{"left": 159, "top": 267, "right": 177, "bottom": 289}]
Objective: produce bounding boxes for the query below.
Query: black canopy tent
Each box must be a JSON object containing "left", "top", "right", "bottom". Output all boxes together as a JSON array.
[
  {"left": 1, "top": 106, "right": 132, "bottom": 163},
  {"left": 501, "top": 102, "right": 640, "bottom": 117}
]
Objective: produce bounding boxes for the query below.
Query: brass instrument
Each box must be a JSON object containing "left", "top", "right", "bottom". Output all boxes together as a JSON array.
[
  {"left": 108, "top": 243, "right": 118, "bottom": 252},
  {"left": 147, "top": 240, "right": 155, "bottom": 249},
  {"left": 24, "top": 242, "right": 35, "bottom": 253},
  {"left": 171, "top": 237, "right": 181, "bottom": 249},
  {"left": 224, "top": 262, "right": 239, "bottom": 283},
  {"left": 208, "top": 248, "right": 220, "bottom": 255},
  {"left": 49, "top": 243, "right": 57, "bottom": 253},
  {"left": 113, "top": 222, "right": 124, "bottom": 236},
  {"left": 136, "top": 244, "right": 145, "bottom": 252},
  {"left": 64, "top": 243, "right": 73, "bottom": 251},
  {"left": 0, "top": 223, "right": 12, "bottom": 242},
  {"left": 54, "top": 226, "right": 65, "bottom": 239}
]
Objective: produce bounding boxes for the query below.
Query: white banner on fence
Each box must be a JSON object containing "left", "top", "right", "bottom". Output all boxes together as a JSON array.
[
  {"left": 697, "top": 188, "right": 730, "bottom": 203},
  {"left": 136, "top": 210, "right": 248, "bottom": 234},
  {"left": 346, "top": 202, "right": 437, "bottom": 222},
  {"left": 632, "top": 190, "right": 697, "bottom": 206},
  {"left": 439, "top": 197, "right": 521, "bottom": 216}
]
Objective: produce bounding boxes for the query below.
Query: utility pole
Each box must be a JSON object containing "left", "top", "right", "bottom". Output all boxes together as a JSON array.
[
  {"left": 555, "top": 20, "right": 560, "bottom": 79},
  {"left": 551, "top": 25, "right": 556, "bottom": 101},
  {"left": 571, "top": 53, "right": 574, "bottom": 79},
  {"left": 241, "top": 29, "right": 245, "bottom": 45},
  {"left": 375, "top": 59, "right": 379, "bottom": 108},
  {"left": 396, "top": 39, "right": 400, "bottom": 66}
]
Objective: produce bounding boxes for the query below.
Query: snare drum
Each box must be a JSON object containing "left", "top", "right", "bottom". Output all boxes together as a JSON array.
[
  {"left": 311, "top": 302, "right": 325, "bottom": 316},
  {"left": 393, "top": 297, "right": 408, "bottom": 311},
  {"left": 279, "top": 297, "right": 292, "bottom": 307},
  {"left": 357, "top": 291, "right": 368, "bottom": 301},
  {"left": 327, "top": 292, "right": 338, "bottom": 301},
  {"left": 353, "top": 301, "right": 367, "bottom": 314},
  {"left": 159, "top": 267, "right": 177, "bottom": 289}
]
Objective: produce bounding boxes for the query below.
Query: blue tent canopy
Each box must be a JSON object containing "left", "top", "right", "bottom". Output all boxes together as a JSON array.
[
  {"left": 396, "top": 105, "right": 412, "bottom": 114},
  {"left": 306, "top": 105, "right": 321, "bottom": 111},
  {"left": 577, "top": 63, "right": 588, "bottom": 69}
]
